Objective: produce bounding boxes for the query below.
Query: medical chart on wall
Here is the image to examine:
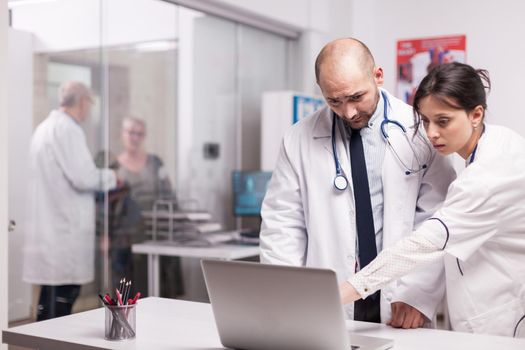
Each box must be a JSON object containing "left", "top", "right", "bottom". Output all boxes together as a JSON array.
[
  {"left": 396, "top": 35, "right": 466, "bottom": 105},
  {"left": 292, "top": 95, "right": 325, "bottom": 123}
]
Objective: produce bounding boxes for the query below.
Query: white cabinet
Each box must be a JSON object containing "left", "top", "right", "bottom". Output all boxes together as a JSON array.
[{"left": 260, "top": 91, "right": 324, "bottom": 171}]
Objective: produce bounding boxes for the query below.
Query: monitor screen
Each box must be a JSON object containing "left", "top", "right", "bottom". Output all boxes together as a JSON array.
[{"left": 232, "top": 171, "right": 272, "bottom": 217}]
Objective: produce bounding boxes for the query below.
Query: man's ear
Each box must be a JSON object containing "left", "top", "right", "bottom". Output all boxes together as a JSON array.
[{"left": 373, "top": 66, "right": 384, "bottom": 87}]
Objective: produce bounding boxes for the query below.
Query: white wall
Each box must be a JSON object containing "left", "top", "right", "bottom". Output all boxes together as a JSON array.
[
  {"left": 216, "top": 0, "right": 351, "bottom": 36},
  {"left": 215, "top": 0, "right": 353, "bottom": 94},
  {"left": 0, "top": 0, "right": 8, "bottom": 346},
  {"left": 351, "top": 0, "right": 525, "bottom": 136}
]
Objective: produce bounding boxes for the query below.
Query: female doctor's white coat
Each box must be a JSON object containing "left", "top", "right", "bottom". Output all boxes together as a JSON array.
[
  {"left": 421, "top": 124, "right": 525, "bottom": 336},
  {"left": 23, "top": 110, "right": 116, "bottom": 286},
  {"left": 351, "top": 124, "right": 525, "bottom": 337},
  {"left": 260, "top": 89, "right": 456, "bottom": 321}
]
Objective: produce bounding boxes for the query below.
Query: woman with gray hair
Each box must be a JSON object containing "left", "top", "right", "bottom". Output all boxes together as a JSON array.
[{"left": 115, "top": 116, "right": 183, "bottom": 298}]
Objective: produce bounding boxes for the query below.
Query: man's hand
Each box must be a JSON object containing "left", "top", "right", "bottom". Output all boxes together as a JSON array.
[{"left": 387, "top": 302, "right": 426, "bottom": 329}]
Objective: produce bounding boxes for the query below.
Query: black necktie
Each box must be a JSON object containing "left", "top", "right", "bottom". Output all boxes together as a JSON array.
[
  {"left": 350, "top": 127, "right": 380, "bottom": 323},
  {"left": 350, "top": 128, "right": 377, "bottom": 268}
]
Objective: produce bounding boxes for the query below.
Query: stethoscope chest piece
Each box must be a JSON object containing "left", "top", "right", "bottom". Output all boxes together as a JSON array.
[{"left": 334, "top": 174, "right": 348, "bottom": 191}]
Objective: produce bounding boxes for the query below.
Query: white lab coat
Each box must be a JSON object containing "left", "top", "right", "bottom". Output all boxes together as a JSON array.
[
  {"left": 23, "top": 110, "right": 116, "bottom": 285},
  {"left": 421, "top": 124, "right": 525, "bottom": 337},
  {"left": 260, "top": 89, "right": 456, "bottom": 321}
]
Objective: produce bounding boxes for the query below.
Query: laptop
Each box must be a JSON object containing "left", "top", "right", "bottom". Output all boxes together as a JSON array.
[{"left": 201, "top": 259, "right": 393, "bottom": 350}]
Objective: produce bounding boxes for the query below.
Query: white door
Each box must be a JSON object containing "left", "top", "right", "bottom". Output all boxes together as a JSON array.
[
  {"left": 7, "top": 28, "right": 33, "bottom": 322},
  {"left": 1, "top": 1, "right": 9, "bottom": 346}
]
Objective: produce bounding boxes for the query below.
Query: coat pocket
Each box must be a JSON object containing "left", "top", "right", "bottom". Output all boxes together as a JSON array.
[{"left": 467, "top": 298, "right": 525, "bottom": 337}]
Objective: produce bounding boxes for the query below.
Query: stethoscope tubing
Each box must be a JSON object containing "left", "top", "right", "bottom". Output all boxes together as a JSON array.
[{"left": 331, "top": 91, "right": 429, "bottom": 191}]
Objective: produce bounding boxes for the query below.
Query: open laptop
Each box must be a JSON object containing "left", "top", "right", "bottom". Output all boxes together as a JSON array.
[{"left": 201, "top": 259, "right": 393, "bottom": 350}]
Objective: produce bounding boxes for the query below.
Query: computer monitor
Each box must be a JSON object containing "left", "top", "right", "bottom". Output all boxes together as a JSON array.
[{"left": 232, "top": 171, "right": 272, "bottom": 217}]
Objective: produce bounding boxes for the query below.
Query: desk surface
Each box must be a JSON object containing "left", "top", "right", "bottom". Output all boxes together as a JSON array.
[
  {"left": 132, "top": 240, "right": 260, "bottom": 259},
  {"left": 3, "top": 297, "right": 525, "bottom": 350}
]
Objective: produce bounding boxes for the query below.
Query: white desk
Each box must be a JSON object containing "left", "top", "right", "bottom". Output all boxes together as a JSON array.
[
  {"left": 3, "top": 297, "right": 525, "bottom": 350},
  {"left": 131, "top": 240, "right": 260, "bottom": 297}
]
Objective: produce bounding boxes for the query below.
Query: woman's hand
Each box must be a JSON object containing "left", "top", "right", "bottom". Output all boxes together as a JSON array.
[{"left": 339, "top": 281, "right": 362, "bottom": 304}]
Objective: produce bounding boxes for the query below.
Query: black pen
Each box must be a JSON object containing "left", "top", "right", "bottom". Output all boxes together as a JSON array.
[
  {"left": 119, "top": 278, "right": 125, "bottom": 294},
  {"left": 98, "top": 294, "right": 107, "bottom": 306},
  {"left": 124, "top": 281, "right": 132, "bottom": 304}
]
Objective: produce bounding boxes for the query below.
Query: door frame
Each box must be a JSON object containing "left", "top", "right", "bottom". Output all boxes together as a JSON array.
[{"left": 1, "top": 0, "right": 10, "bottom": 349}]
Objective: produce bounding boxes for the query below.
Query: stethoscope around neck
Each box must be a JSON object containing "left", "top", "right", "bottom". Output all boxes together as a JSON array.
[{"left": 332, "top": 91, "right": 430, "bottom": 191}]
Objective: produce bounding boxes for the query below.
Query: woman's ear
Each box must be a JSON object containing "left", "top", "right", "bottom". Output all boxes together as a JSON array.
[{"left": 470, "top": 105, "right": 484, "bottom": 128}]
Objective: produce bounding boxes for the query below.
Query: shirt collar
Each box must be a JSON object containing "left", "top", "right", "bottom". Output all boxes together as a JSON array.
[{"left": 367, "top": 90, "right": 384, "bottom": 128}]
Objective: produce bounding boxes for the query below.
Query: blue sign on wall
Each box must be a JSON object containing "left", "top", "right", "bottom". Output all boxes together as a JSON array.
[{"left": 292, "top": 95, "right": 325, "bottom": 124}]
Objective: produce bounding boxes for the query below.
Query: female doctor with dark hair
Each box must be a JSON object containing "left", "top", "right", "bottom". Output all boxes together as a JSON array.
[{"left": 340, "top": 62, "right": 525, "bottom": 338}]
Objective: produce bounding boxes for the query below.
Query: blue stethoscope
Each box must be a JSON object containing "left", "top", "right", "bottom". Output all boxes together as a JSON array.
[{"left": 332, "top": 91, "right": 431, "bottom": 191}]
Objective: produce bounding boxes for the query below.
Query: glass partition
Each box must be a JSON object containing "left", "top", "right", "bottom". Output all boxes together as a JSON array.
[
  {"left": 7, "top": 0, "right": 296, "bottom": 326},
  {"left": 8, "top": 0, "right": 108, "bottom": 325}
]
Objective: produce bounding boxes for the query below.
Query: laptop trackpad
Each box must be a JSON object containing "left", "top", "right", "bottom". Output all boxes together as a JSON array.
[{"left": 349, "top": 333, "right": 394, "bottom": 350}]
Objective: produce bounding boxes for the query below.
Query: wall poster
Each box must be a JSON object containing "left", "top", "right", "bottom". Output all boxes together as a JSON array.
[{"left": 396, "top": 35, "right": 466, "bottom": 105}]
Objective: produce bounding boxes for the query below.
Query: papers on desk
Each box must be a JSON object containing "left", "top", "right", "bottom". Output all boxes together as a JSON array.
[
  {"left": 142, "top": 211, "right": 212, "bottom": 221},
  {"left": 159, "top": 231, "right": 239, "bottom": 247},
  {"left": 194, "top": 222, "right": 223, "bottom": 233},
  {"left": 144, "top": 220, "right": 222, "bottom": 233},
  {"left": 148, "top": 231, "right": 259, "bottom": 247},
  {"left": 141, "top": 207, "right": 259, "bottom": 246},
  {"left": 143, "top": 209, "right": 223, "bottom": 239}
]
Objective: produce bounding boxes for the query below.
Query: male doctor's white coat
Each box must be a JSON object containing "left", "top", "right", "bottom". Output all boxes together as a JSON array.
[
  {"left": 260, "top": 89, "right": 456, "bottom": 321},
  {"left": 23, "top": 109, "right": 116, "bottom": 286}
]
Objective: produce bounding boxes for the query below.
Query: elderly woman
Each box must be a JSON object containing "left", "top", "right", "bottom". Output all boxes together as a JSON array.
[{"left": 115, "top": 117, "right": 183, "bottom": 298}]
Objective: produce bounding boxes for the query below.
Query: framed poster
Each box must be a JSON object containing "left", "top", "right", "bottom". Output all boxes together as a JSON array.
[{"left": 396, "top": 35, "right": 466, "bottom": 104}]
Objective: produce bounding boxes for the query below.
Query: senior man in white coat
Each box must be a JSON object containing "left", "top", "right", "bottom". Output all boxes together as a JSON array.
[
  {"left": 23, "top": 81, "right": 116, "bottom": 321},
  {"left": 260, "top": 38, "right": 455, "bottom": 327}
]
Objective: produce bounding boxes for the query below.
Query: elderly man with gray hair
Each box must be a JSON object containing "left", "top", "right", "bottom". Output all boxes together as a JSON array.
[{"left": 23, "top": 81, "right": 117, "bottom": 321}]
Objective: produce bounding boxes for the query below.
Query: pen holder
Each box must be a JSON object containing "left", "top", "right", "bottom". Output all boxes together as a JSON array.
[{"left": 104, "top": 304, "right": 136, "bottom": 341}]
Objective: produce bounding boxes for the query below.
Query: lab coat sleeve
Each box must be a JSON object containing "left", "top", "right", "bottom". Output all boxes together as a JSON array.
[
  {"left": 260, "top": 138, "right": 307, "bottom": 266},
  {"left": 350, "top": 231, "right": 445, "bottom": 299},
  {"left": 389, "top": 152, "right": 455, "bottom": 319},
  {"left": 54, "top": 123, "right": 116, "bottom": 192},
  {"left": 414, "top": 152, "right": 456, "bottom": 226},
  {"left": 422, "top": 175, "right": 499, "bottom": 262}
]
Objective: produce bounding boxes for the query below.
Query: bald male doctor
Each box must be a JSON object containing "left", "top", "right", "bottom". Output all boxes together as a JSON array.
[{"left": 260, "top": 38, "right": 455, "bottom": 328}]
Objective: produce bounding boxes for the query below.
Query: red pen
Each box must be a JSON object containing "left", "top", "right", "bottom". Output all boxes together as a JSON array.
[
  {"left": 104, "top": 294, "right": 115, "bottom": 305},
  {"left": 116, "top": 289, "right": 123, "bottom": 306},
  {"left": 130, "top": 292, "right": 141, "bottom": 305}
]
